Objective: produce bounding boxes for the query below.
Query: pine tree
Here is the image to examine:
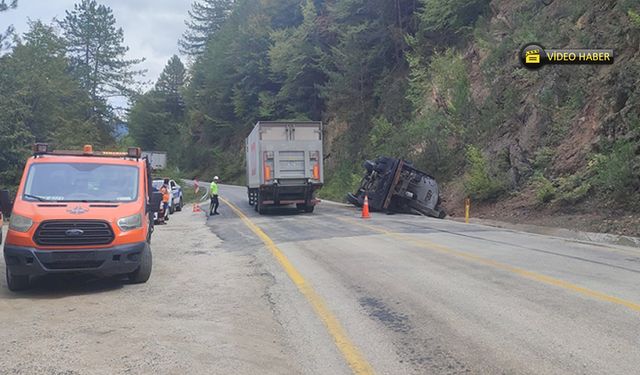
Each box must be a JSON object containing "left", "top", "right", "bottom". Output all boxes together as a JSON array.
[
  {"left": 58, "top": 0, "right": 145, "bottom": 102},
  {"left": 270, "top": 0, "right": 328, "bottom": 120},
  {"left": 179, "top": 0, "right": 235, "bottom": 56},
  {"left": 155, "top": 55, "right": 186, "bottom": 118},
  {"left": 129, "top": 56, "right": 187, "bottom": 162},
  {"left": 0, "top": 20, "right": 101, "bottom": 187}
]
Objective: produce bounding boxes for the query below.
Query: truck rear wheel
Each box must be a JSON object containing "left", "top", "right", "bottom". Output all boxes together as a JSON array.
[
  {"left": 6, "top": 268, "right": 29, "bottom": 292},
  {"left": 296, "top": 203, "right": 315, "bottom": 213},
  {"left": 176, "top": 197, "right": 183, "bottom": 211},
  {"left": 128, "top": 244, "right": 152, "bottom": 284},
  {"left": 255, "top": 193, "right": 266, "bottom": 214},
  {"left": 248, "top": 189, "right": 255, "bottom": 206}
]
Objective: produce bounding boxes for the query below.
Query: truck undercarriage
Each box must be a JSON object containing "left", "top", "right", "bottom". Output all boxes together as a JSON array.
[{"left": 347, "top": 156, "right": 446, "bottom": 218}]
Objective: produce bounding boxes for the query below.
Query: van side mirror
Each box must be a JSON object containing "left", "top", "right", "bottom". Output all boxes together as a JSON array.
[
  {"left": 149, "top": 192, "right": 163, "bottom": 213},
  {"left": 0, "top": 190, "right": 12, "bottom": 217}
]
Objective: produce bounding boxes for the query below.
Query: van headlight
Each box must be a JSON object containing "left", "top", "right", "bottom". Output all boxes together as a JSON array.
[
  {"left": 9, "top": 214, "right": 33, "bottom": 232},
  {"left": 117, "top": 214, "right": 142, "bottom": 232}
]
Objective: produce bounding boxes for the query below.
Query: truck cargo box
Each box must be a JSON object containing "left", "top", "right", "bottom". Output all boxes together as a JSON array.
[
  {"left": 245, "top": 121, "right": 323, "bottom": 214},
  {"left": 141, "top": 151, "right": 167, "bottom": 170}
]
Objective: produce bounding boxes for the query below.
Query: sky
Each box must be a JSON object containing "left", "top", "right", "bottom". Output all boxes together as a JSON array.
[{"left": 0, "top": 0, "right": 193, "bottom": 107}]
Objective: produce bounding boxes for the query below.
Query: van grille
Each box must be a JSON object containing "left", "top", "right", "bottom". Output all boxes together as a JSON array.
[
  {"left": 42, "top": 260, "right": 105, "bottom": 270},
  {"left": 34, "top": 220, "right": 115, "bottom": 246}
]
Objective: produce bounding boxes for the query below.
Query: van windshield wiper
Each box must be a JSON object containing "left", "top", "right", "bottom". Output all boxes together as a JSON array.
[{"left": 23, "top": 194, "right": 50, "bottom": 202}]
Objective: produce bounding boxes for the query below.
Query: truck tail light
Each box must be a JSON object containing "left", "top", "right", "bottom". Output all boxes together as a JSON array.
[
  {"left": 311, "top": 151, "right": 320, "bottom": 180},
  {"left": 263, "top": 151, "right": 274, "bottom": 181},
  {"left": 264, "top": 164, "right": 272, "bottom": 181}
]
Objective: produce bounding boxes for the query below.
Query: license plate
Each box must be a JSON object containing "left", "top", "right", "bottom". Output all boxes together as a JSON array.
[{"left": 52, "top": 252, "right": 96, "bottom": 261}]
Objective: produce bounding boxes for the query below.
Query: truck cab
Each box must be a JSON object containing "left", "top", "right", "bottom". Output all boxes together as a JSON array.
[{"left": 0, "top": 144, "right": 162, "bottom": 291}]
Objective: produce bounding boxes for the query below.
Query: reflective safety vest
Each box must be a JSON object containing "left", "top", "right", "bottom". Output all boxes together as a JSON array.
[
  {"left": 160, "top": 186, "right": 170, "bottom": 203},
  {"left": 210, "top": 181, "right": 219, "bottom": 196}
]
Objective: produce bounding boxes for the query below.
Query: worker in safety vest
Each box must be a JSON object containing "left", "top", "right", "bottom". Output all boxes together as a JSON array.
[
  {"left": 160, "top": 184, "right": 170, "bottom": 221},
  {"left": 209, "top": 176, "right": 220, "bottom": 215}
]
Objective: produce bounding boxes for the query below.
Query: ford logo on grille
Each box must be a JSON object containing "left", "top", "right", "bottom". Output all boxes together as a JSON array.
[{"left": 65, "top": 229, "right": 85, "bottom": 237}]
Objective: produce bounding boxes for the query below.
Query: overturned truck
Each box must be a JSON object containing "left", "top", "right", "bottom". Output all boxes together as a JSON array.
[{"left": 347, "top": 156, "right": 446, "bottom": 218}]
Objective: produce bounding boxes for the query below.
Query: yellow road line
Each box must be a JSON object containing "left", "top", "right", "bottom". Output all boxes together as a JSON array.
[
  {"left": 338, "top": 216, "right": 640, "bottom": 313},
  {"left": 221, "top": 198, "right": 375, "bottom": 375}
]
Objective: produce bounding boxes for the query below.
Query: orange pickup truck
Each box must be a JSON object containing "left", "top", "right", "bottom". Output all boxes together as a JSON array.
[{"left": 0, "top": 144, "right": 162, "bottom": 291}]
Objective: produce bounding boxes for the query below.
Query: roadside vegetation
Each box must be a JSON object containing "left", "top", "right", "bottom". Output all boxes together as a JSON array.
[
  {"left": 0, "top": 0, "right": 144, "bottom": 190},
  {"left": 1, "top": 0, "right": 639, "bottom": 232}
]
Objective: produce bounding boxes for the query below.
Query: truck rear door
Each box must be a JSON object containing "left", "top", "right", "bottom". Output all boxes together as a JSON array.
[{"left": 263, "top": 124, "right": 321, "bottom": 181}]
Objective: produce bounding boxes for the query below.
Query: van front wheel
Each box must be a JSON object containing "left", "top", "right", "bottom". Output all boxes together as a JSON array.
[
  {"left": 128, "top": 244, "right": 152, "bottom": 284},
  {"left": 6, "top": 268, "right": 29, "bottom": 292}
]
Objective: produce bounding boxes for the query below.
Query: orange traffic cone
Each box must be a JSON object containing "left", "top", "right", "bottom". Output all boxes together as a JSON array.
[{"left": 361, "top": 195, "right": 371, "bottom": 219}]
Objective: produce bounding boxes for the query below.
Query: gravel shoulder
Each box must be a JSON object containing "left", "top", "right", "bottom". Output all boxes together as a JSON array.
[{"left": 0, "top": 210, "right": 298, "bottom": 375}]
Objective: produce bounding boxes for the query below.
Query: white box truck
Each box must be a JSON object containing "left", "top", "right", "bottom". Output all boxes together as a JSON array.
[
  {"left": 246, "top": 121, "right": 323, "bottom": 214},
  {"left": 141, "top": 151, "right": 167, "bottom": 170}
]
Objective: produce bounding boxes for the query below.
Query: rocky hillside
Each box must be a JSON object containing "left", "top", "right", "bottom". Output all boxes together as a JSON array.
[
  {"left": 320, "top": 0, "right": 640, "bottom": 236},
  {"left": 435, "top": 0, "right": 640, "bottom": 235}
]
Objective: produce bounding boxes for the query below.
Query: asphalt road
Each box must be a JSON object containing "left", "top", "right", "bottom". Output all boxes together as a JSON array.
[
  {"left": 2, "top": 183, "right": 640, "bottom": 374},
  {"left": 202, "top": 184, "right": 640, "bottom": 374}
]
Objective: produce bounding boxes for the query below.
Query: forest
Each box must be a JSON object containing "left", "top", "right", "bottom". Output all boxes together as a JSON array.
[{"left": 1, "top": 0, "right": 639, "bottom": 234}]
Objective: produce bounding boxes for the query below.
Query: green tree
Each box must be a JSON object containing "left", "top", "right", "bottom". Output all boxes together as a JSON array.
[
  {"left": 0, "top": 21, "right": 100, "bottom": 187},
  {"left": 155, "top": 55, "right": 186, "bottom": 117},
  {"left": 58, "top": 0, "right": 144, "bottom": 102},
  {"left": 270, "top": 0, "right": 328, "bottom": 119},
  {"left": 179, "top": 0, "right": 235, "bottom": 56},
  {"left": 129, "top": 56, "right": 187, "bottom": 164},
  {"left": 413, "top": 0, "right": 491, "bottom": 54}
]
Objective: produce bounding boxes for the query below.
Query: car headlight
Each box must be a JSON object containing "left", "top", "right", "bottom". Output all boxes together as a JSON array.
[
  {"left": 9, "top": 214, "right": 33, "bottom": 232},
  {"left": 117, "top": 214, "right": 142, "bottom": 232}
]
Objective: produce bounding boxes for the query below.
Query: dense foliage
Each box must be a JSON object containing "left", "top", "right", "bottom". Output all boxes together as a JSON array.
[
  {"left": 129, "top": 0, "right": 638, "bottom": 213},
  {"left": 0, "top": 0, "right": 143, "bottom": 190},
  {"left": 2, "top": 0, "right": 639, "bottom": 216}
]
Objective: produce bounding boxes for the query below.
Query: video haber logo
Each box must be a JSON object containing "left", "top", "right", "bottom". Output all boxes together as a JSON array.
[{"left": 520, "top": 43, "right": 614, "bottom": 69}]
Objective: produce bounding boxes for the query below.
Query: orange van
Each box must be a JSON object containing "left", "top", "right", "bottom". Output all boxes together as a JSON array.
[{"left": 0, "top": 144, "right": 162, "bottom": 291}]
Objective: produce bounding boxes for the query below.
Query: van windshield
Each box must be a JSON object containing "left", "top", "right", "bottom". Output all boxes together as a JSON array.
[{"left": 23, "top": 163, "right": 139, "bottom": 202}]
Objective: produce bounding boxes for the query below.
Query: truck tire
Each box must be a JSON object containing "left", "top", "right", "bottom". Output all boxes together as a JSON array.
[
  {"left": 6, "top": 268, "right": 29, "bottom": 292},
  {"left": 304, "top": 205, "right": 315, "bottom": 213},
  {"left": 176, "top": 197, "right": 183, "bottom": 211},
  {"left": 255, "top": 193, "right": 265, "bottom": 214},
  {"left": 169, "top": 202, "right": 175, "bottom": 214},
  {"left": 128, "top": 244, "right": 152, "bottom": 284}
]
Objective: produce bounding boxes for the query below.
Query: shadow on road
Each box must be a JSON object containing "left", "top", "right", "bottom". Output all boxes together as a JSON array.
[
  {"left": 257, "top": 206, "right": 312, "bottom": 216},
  {"left": 1, "top": 274, "right": 125, "bottom": 299}
]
